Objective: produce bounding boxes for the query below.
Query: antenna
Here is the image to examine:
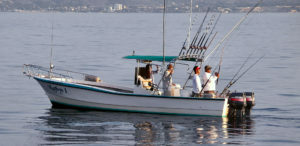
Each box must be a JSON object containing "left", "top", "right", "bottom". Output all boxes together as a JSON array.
[
  {"left": 187, "top": 0, "right": 193, "bottom": 48},
  {"left": 49, "top": 0, "right": 55, "bottom": 78},
  {"left": 49, "top": 22, "right": 54, "bottom": 77}
]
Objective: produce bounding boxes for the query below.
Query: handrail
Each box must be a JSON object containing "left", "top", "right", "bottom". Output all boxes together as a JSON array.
[{"left": 23, "top": 64, "right": 98, "bottom": 82}]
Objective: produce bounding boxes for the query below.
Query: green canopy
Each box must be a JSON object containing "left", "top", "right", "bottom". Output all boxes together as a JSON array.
[
  {"left": 123, "top": 55, "right": 198, "bottom": 62},
  {"left": 123, "top": 55, "right": 177, "bottom": 62}
]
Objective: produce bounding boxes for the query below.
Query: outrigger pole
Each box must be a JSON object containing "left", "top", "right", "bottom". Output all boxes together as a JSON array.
[{"left": 204, "top": 0, "right": 262, "bottom": 62}]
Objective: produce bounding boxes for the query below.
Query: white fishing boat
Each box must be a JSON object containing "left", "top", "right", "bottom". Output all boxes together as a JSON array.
[
  {"left": 23, "top": 51, "right": 256, "bottom": 117},
  {"left": 23, "top": 1, "right": 262, "bottom": 117},
  {"left": 23, "top": 62, "right": 229, "bottom": 117}
]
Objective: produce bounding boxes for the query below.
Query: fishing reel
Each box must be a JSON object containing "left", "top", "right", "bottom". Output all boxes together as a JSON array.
[
  {"left": 148, "top": 82, "right": 159, "bottom": 91},
  {"left": 148, "top": 82, "right": 162, "bottom": 95}
]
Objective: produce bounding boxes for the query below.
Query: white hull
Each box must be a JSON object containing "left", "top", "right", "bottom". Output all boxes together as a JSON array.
[{"left": 35, "top": 77, "right": 229, "bottom": 117}]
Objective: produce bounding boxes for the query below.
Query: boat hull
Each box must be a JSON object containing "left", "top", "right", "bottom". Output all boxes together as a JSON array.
[{"left": 35, "top": 77, "right": 229, "bottom": 117}]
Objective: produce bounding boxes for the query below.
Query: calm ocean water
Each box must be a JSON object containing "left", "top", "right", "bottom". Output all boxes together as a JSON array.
[{"left": 0, "top": 12, "right": 300, "bottom": 145}]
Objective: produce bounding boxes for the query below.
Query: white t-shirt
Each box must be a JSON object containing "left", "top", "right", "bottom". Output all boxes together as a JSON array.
[
  {"left": 192, "top": 74, "right": 202, "bottom": 93},
  {"left": 162, "top": 70, "right": 172, "bottom": 90},
  {"left": 202, "top": 72, "right": 218, "bottom": 91}
]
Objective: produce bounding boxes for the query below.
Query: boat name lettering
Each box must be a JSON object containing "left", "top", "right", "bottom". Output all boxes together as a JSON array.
[{"left": 48, "top": 85, "right": 68, "bottom": 94}]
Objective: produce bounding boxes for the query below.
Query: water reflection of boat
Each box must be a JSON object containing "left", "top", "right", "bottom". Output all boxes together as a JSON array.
[
  {"left": 227, "top": 117, "right": 254, "bottom": 136},
  {"left": 35, "top": 108, "right": 254, "bottom": 145}
]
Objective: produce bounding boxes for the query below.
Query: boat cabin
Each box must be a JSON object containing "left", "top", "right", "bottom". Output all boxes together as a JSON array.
[{"left": 124, "top": 55, "right": 183, "bottom": 96}]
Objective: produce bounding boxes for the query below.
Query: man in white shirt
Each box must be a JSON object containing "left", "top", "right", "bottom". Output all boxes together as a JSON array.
[
  {"left": 202, "top": 65, "right": 219, "bottom": 98},
  {"left": 192, "top": 66, "right": 202, "bottom": 97}
]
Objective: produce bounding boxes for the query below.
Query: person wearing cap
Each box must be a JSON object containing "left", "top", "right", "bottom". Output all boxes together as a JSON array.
[
  {"left": 192, "top": 66, "right": 202, "bottom": 97},
  {"left": 202, "top": 65, "right": 219, "bottom": 98}
]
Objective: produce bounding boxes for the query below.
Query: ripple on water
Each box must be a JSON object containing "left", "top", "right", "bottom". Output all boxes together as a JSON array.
[
  {"left": 29, "top": 108, "right": 258, "bottom": 145},
  {"left": 278, "top": 93, "right": 300, "bottom": 97}
]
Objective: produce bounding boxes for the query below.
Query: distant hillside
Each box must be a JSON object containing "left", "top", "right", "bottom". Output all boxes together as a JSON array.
[{"left": 0, "top": 0, "right": 299, "bottom": 12}]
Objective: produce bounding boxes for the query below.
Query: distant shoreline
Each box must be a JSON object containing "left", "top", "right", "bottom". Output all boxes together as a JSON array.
[
  {"left": 0, "top": 11, "right": 298, "bottom": 13},
  {"left": 1, "top": 0, "right": 299, "bottom": 13}
]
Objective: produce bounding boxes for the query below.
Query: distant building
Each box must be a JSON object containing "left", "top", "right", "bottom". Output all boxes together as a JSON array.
[
  {"left": 114, "top": 4, "right": 123, "bottom": 11},
  {"left": 108, "top": 6, "right": 113, "bottom": 12}
]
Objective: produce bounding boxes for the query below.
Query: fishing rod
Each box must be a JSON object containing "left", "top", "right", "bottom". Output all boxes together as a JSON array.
[
  {"left": 185, "top": 8, "right": 210, "bottom": 57},
  {"left": 194, "top": 28, "right": 208, "bottom": 52},
  {"left": 178, "top": 11, "right": 206, "bottom": 57},
  {"left": 201, "top": 12, "right": 221, "bottom": 50},
  {"left": 191, "top": 25, "right": 211, "bottom": 56},
  {"left": 197, "top": 31, "right": 218, "bottom": 60},
  {"left": 181, "top": 32, "right": 218, "bottom": 89},
  {"left": 193, "top": 28, "right": 209, "bottom": 55},
  {"left": 216, "top": 46, "right": 225, "bottom": 85},
  {"left": 178, "top": 38, "right": 188, "bottom": 56},
  {"left": 191, "top": 32, "right": 206, "bottom": 56},
  {"left": 197, "top": 29, "right": 208, "bottom": 48},
  {"left": 220, "top": 54, "right": 265, "bottom": 96},
  {"left": 195, "top": 15, "right": 215, "bottom": 48},
  {"left": 214, "top": 47, "right": 255, "bottom": 91},
  {"left": 180, "top": 9, "right": 220, "bottom": 89},
  {"left": 186, "top": 25, "right": 201, "bottom": 55},
  {"left": 204, "top": 0, "right": 262, "bottom": 62},
  {"left": 206, "top": 32, "right": 218, "bottom": 50},
  {"left": 198, "top": 16, "right": 220, "bottom": 60},
  {"left": 194, "top": 13, "right": 221, "bottom": 59},
  {"left": 183, "top": 8, "right": 234, "bottom": 89},
  {"left": 192, "top": 15, "right": 215, "bottom": 55},
  {"left": 196, "top": 32, "right": 218, "bottom": 71},
  {"left": 230, "top": 49, "right": 256, "bottom": 85},
  {"left": 191, "top": 8, "right": 210, "bottom": 45},
  {"left": 197, "top": 16, "right": 223, "bottom": 91},
  {"left": 171, "top": 4, "right": 208, "bottom": 89}
]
